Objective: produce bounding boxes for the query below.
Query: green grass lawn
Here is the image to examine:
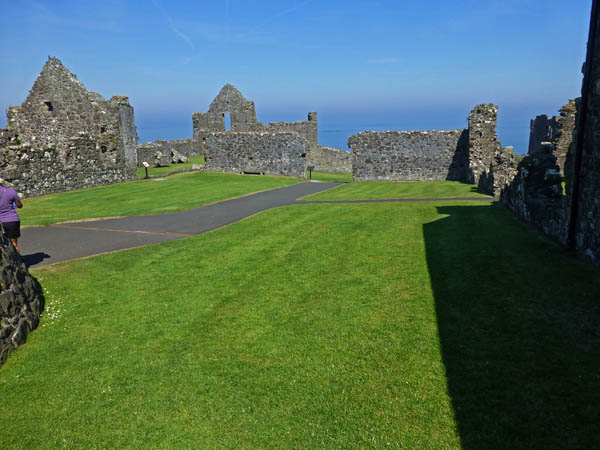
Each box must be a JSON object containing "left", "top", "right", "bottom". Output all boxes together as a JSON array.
[
  {"left": 302, "top": 180, "right": 492, "bottom": 200},
  {"left": 2, "top": 195, "right": 599, "bottom": 448},
  {"left": 135, "top": 155, "right": 205, "bottom": 178},
  {"left": 20, "top": 171, "right": 302, "bottom": 226},
  {"left": 307, "top": 170, "right": 352, "bottom": 182}
]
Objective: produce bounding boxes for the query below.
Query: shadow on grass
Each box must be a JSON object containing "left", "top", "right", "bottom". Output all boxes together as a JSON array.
[{"left": 423, "top": 203, "right": 600, "bottom": 450}]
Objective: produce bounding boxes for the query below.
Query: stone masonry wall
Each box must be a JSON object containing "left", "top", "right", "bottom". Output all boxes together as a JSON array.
[
  {"left": 499, "top": 100, "right": 578, "bottom": 246},
  {"left": 193, "top": 84, "right": 260, "bottom": 137},
  {"left": 192, "top": 84, "right": 318, "bottom": 158},
  {"left": 477, "top": 146, "right": 522, "bottom": 197},
  {"left": 137, "top": 138, "right": 200, "bottom": 167},
  {"left": 0, "top": 57, "right": 137, "bottom": 197},
  {"left": 528, "top": 115, "right": 560, "bottom": 154},
  {"left": 349, "top": 130, "right": 468, "bottom": 182},
  {"left": 205, "top": 132, "right": 307, "bottom": 178},
  {"left": 263, "top": 112, "right": 318, "bottom": 147},
  {"left": 0, "top": 232, "right": 44, "bottom": 366},
  {"left": 467, "top": 104, "right": 501, "bottom": 184},
  {"left": 136, "top": 141, "right": 171, "bottom": 167},
  {"left": 168, "top": 138, "right": 200, "bottom": 158},
  {"left": 500, "top": 146, "right": 568, "bottom": 244},
  {"left": 528, "top": 99, "right": 577, "bottom": 171},
  {"left": 307, "top": 145, "right": 353, "bottom": 173},
  {"left": 0, "top": 132, "right": 136, "bottom": 197},
  {"left": 348, "top": 104, "right": 514, "bottom": 185},
  {"left": 573, "top": 0, "right": 600, "bottom": 264}
]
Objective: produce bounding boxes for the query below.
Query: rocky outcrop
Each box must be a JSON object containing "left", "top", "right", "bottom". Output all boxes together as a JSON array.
[{"left": 0, "top": 233, "right": 44, "bottom": 366}]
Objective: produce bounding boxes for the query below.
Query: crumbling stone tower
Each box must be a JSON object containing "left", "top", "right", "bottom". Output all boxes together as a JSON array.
[
  {"left": 467, "top": 104, "right": 502, "bottom": 184},
  {"left": 0, "top": 57, "right": 138, "bottom": 196}
]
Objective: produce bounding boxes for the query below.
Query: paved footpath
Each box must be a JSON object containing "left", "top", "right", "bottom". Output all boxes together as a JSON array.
[
  {"left": 20, "top": 182, "right": 494, "bottom": 268},
  {"left": 20, "top": 182, "right": 340, "bottom": 268}
]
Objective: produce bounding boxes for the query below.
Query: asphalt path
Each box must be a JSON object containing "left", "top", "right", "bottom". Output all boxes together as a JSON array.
[
  {"left": 19, "top": 181, "right": 495, "bottom": 268},
  {"left": 20, "top": 182, "right": 341, "bottom": 268}
]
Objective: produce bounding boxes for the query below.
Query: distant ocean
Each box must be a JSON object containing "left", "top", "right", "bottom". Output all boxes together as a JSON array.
[{"left": 136, "top": 108, "right": 551, "bottom": 157}]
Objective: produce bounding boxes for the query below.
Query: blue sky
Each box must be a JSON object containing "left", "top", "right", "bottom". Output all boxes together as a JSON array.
[{"left": 0, "top": 0, "right": 593, "bottom": 152}]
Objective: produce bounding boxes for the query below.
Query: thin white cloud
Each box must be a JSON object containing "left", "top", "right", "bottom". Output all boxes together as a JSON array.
[
  {"left": 153, "top": 0, "right": 195, "bottom": 51},
  {"left": 167, "top": 17, "right": 195, "bottom": 51}
]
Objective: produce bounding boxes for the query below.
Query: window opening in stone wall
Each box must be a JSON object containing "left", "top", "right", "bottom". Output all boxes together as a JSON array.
[
  {"left": 100, "top": 126, "right": 106, "bottom": 134},
  {"left": 101, "top": 145, "right": 107, "bottom": 154},
  {"left": 224, "top": 113, "right": 231, "bottom": 131},
  {"left": 44, "top": 101, "right": 53, "bottom": 111}
]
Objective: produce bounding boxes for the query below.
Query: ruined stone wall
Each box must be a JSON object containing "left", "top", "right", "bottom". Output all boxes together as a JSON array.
[
  {"left": 263, "top": 112, "right": 318, "bottom": 146},
  {"left": 193, "top": 84, "right": 260, "bottom": 136},
  {"left": 307, "top": 145, "right": 353, "bottom": 173},
  {"left": 168, "top": 138, "right": 199, "bottom": 158},
  {"left": 136, "top": 141, "right": 171, "bottom": 167},
  {"left": 467, "top": 104, "right": 501, "bottom": 184},
  {"left": 498, "top": 99, "right": 578, "bottom": 246},
  {"left": 347, "top": 104, "right": 515, "bottom": 186},
  {"left": 193, "top": 85, "right": 318, "bottom": 159},
  {"left": 528, "top": 115, "right": 560, "bottom": 154},
  {"left": 0, "top": 233, "right": 44, "bottom": 366},
  {"left": 500, "top": 146, "right": 569, "bottom": 243},
  {"left": 136, "top": 138, "right": 200, "bottom": 167},
  {"left": 205, "top": 132, "right": 307, "bottom": 178},
  {"left": 477, "top": 146, "right": 522, "bottom": 197},
  {"left": 0, "top": 133, "right": 136, "bottom": 197},
  {"left": 0, "top": 58, "right": 138, "bottom": 196},
  {"left": 349, "top": 130, "right": 468, "bottom": 182},
  {"left": 573, "top": 0, "right": 600, "bottom": 264},
  {"left": 528, "top": 100, "right": 577, "bottom": 171}
]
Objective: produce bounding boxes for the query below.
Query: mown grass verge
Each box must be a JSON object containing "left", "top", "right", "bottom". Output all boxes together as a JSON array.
[
  {"left": 307, "top": 170, "right": 352, "bottom": 183},
  {"left": 2, "top": 198, "right": 599, "bottom": 448},
  {"left": 20, "top": 172, "right": 302, "bottom": 226},
  {"left": 302, "top": 180, "right": 491, "bottom": 200},
  {"left": 134, "top": 156, "right": 205, "bottom": 178}
]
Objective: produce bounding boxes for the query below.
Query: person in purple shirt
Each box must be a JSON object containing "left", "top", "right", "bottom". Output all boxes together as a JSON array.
[{"left": 0, "top": 179, "right": 23, "bottom": 253}]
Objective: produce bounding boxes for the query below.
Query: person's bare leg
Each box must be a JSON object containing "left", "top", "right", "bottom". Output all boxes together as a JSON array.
[{"left": 10, "top": 238, "right": 19, "bottom": 253}]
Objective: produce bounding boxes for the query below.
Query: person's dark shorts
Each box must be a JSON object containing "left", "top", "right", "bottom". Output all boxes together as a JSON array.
[{"left": 2, "top": 221, "right": 20, "bottom": 239}]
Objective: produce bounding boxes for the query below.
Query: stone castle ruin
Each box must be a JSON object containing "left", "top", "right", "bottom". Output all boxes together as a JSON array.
[
  {"left": 193, "top": 84, "right": 318, "bottom": 145},
  {"left": 192, "top": 84, "right": 351, "bottom": 177},
  {"left": 134, "top": 84, "right": 352, "bottom": 177},
  {"left": 4, "top": 0, "right": 600, "bottom": 367},
  {"left": 0, "top": 58, "right": 138, "bottom": 197}
]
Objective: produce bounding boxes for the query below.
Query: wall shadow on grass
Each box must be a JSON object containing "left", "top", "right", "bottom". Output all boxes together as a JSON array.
[{"left": 423, "top": 203, "right": 600, "bottom": 450}]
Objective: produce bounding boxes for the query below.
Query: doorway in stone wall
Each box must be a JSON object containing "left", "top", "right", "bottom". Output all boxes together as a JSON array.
[{"left": 224, "top": 113, "right": 231, "bottom": 131}]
